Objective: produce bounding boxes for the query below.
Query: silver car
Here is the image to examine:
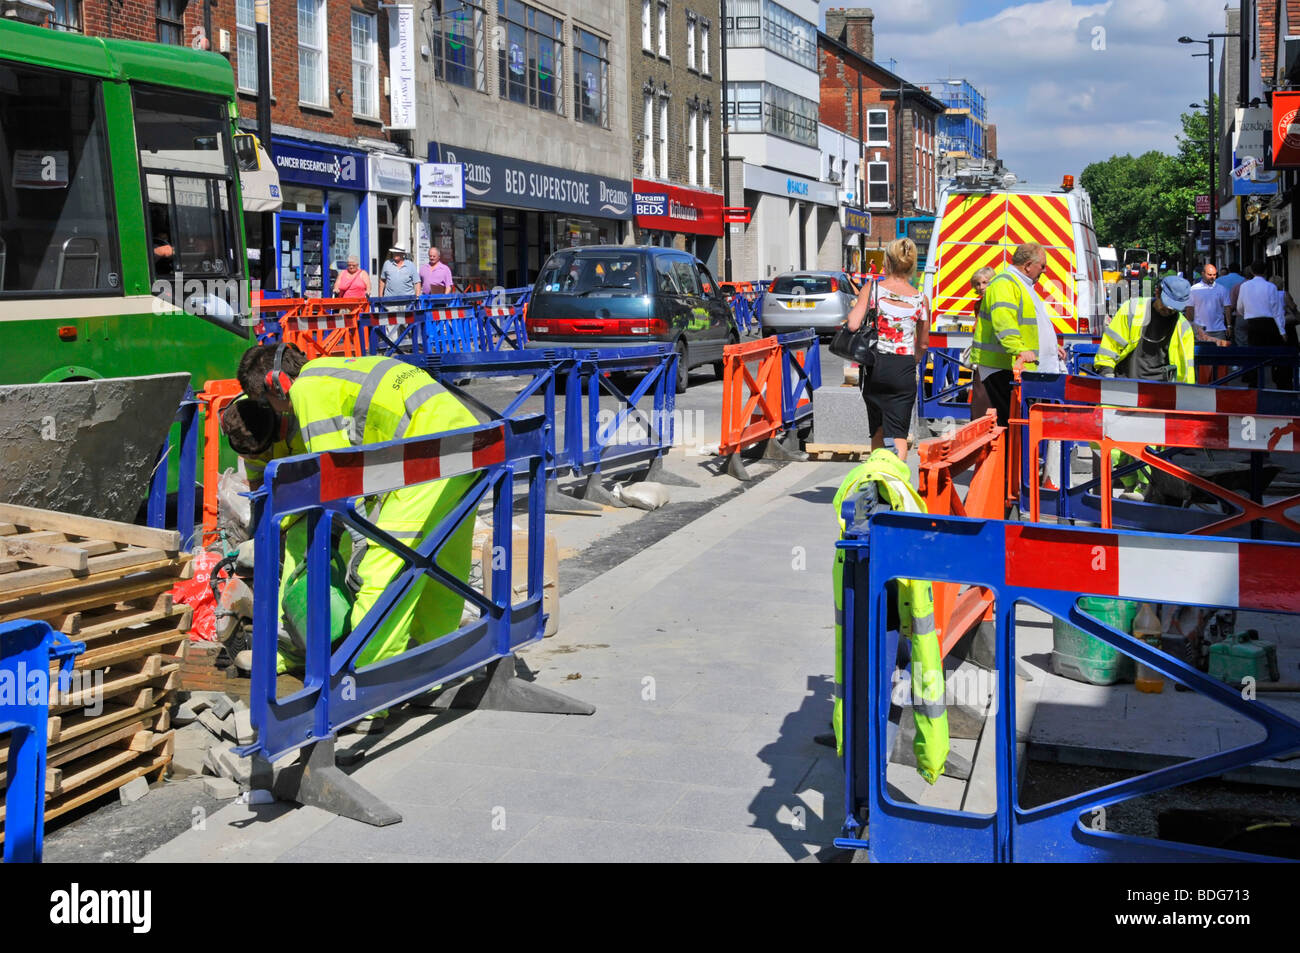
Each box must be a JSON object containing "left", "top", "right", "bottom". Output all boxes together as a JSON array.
[{"left": 760, "top": 271, "right": 859, "bottom": 336}]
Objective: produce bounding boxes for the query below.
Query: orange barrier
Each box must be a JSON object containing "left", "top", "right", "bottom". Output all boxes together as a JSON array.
[
  {"left": 252, "top": 293, "right": 307, "bottom": 338},
  {"left": 281, "top": 297, "right": 367, "bottom": 358},
  {"left": 720, "top": 281, "right": 756, "bottom": 296},
  {"left": 719, "top": 336, "right": 783, "bottom": 457},
  {"left": 916, "top": 411, "right": 1007, "bottom": 658},
  {"left": 196, "top": 378, "right": 245, "bottom": 544}
]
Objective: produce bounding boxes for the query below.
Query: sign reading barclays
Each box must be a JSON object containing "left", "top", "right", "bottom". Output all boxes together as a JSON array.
[{"left": 429, "top": 142, "right": 633, "bottom": 219}]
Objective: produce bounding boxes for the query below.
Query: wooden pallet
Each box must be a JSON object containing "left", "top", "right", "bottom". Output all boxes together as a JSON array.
[
  {"left": 0, "top": 504, "right": 188, "bottom": 837},
  {"left": 805, "top": 443, "right": 871, "bottom": 461}
]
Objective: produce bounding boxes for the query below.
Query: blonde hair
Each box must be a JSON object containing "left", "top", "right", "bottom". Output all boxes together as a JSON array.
[
  {"left": 885, "top": 237, "right": 918, "bottom": 277},
  {"left": 971, "top": 266, "right": 996, "bottom": 288}
]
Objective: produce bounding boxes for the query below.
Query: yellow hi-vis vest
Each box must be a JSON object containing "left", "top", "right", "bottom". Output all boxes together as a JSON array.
[
  {"left": 831, "top": 449, "right": 950, "bottom": 784},
  {"left": 1094, "top": 297, "right": 1196, "bottom": 384},
  {"left": 971, "top": 270, "right": 1042, "bottom": 372},
  {"left": 289, "top": 356, "right": 474, "bottom": 452}
]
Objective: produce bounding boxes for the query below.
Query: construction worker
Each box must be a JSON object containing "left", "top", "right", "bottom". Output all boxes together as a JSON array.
[
  {"left": 1094, "top": 275, "right": 1209, "bottom": 384},
  {"left": 236, "top": 344, "right": 480, "bottom": 732},
  {"left": 970, "top": 242, "right": 1066, "bottom": 427},
  {"left": 828, "top": 449, "right": 949, "bottom": 784}
]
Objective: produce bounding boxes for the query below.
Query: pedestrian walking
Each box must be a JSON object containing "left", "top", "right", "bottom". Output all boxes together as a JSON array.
[
  {"left": 332, "top": 255, "right": 371, "bottom": 299},
  {"left": 420, "top": 246, "right": 455, "bottom": 295},
  {"left": 378, "top": 246, "right": 418, "bottom": 297},
  {"left": 1236, "top": 261, "right": 1288, "bottom": 387},
  {"left": 1187, "top": 262, "right": 1233, "bottom": 384},
  {"left": 844, "top": 237, "right": 928, "bottom": 458}
]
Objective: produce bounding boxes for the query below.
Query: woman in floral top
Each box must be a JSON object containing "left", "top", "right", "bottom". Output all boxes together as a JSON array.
[{"left": 845, "top": 237, "right": 930, "bottom": 458}]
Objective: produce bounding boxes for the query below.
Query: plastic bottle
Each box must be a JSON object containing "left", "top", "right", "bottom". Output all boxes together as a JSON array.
[{"left": 1133, "top": 602, "right": 1164, "bottom": 694}]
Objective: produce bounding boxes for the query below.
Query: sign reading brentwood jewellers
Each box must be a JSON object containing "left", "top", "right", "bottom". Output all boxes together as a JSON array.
[{"left": 429, "top": 142, "right": 632, "bottom": 219}]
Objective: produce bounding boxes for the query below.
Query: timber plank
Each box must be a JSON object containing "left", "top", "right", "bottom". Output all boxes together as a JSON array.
[{"left": 0, "top": 503, "right": 181, "bottom": 552}]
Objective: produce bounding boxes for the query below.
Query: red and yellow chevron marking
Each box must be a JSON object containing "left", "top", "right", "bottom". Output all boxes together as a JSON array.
[
  {"left": 1037, "top": 246, "right": 1078, "bottom": 331},
  {"left": 933, "top": 242, "right": 1011, "bottom": 319},
  {"left": 1003, "top": 195, "right": 1073, "bottom": 250},
  {"left": 935, "top": 194, "right": 1006, "bottom": 246}
]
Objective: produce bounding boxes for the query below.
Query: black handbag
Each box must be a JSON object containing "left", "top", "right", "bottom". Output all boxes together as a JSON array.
[{"left": 830, "top": 281, "right": 878, "bottom": 369}]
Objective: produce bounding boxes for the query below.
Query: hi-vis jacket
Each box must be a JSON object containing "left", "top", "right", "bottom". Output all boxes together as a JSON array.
[
  {"left": 831, "top": 449, "right": 950, "bottom": 784},
  {"left": 1094, "top": 297, "right": 1197, "bottom": 384},
  {"left": 972, "top": 270, "right": 1043, "bottom": 371}
]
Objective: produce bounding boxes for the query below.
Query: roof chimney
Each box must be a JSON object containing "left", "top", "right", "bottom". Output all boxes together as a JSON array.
[{"left": 824, "top": 7, "right": 874, "bottom": 61}]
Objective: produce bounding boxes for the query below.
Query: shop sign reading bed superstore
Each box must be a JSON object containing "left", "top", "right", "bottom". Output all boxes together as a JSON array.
[{"left": 428, "top": 142, "right": 633, "bottom": 219}]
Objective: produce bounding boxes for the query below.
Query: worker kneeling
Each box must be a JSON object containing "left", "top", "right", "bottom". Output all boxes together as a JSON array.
[{"left": 237, "top": 344, "right": 480, "bottom": 731}]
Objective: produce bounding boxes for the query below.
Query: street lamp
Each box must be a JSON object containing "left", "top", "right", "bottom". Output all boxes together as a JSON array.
[{"left": 1178, "top": 31, "right": 1240, "bottom": 266}]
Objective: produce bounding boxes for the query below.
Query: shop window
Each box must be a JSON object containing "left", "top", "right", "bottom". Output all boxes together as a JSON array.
[
  {"left": 0, "top": 63, "right": 118, "bottom": 294},
  {"left": 434, "top": 0, "right": 486, "bottom": 93},
  {"left": 351, "top": 11, "right": 379, "bottom": 118},
  {"left": 574, "top": 28, "right": 608, "bottom": 128},
  {"left": 497, "top": 0, "right": 563, "bottom": 115}
]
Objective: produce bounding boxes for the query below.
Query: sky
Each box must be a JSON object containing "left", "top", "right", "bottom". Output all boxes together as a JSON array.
[{"left": 818, "top": 0, "right": 1235, "bottom": 185}]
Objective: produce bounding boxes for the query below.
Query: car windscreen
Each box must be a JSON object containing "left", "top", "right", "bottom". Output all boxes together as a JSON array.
[
  {"left": 770, "top": 275, "right": 835, "bottom": 296},
  {"left": 537, "top": 252, "right": 646, "bottom": 295}
]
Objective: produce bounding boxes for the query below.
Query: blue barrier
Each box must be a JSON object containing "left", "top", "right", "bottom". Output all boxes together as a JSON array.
[
  {"left": 775, "top": 330, "right": 821, "bottom": 431},
  {"left": 728, "top": 291, "right": 765, "bottom": 335},
  {"left": 835, "top": 508, "right": 1300, "bottom": 861},
  {"left": 241, "top": 413, "right": 590, "bottom": 821},
  {"left": 1192, "top": 345, "right": 1299, "bottom": 390},
  {"left": 145, "top": 389, "right": 201, "bottom": 550},
  {"left": 918, "top": 347, "right": 972, "bottom": 421},
  {"left": 0, "top": 620, "right": 82, "bottom": 862}
]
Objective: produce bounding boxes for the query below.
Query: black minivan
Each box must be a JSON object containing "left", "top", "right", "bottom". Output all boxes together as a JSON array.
[{"left": 524, "top": 245, "right": 737, "bottom": 392}]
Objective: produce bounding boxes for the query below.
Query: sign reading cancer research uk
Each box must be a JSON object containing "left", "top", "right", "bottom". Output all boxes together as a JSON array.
[
  {"left": 1233, "top": 106, "right": 1279, "bottom": 195},
  {"left": 417, "top": 163, "right": 465, "bottom": 209},
  {"left": 1273, "top": 92, "right": 1300, "bottom": 167},
  {"left": 387, "top": 5, "right": 417, "bottom": 131}
]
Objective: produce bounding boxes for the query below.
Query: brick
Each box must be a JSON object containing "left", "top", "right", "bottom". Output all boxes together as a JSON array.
[
  {"left": 202, "top": 776, "right": 241, "bottom": 799},
  {"left": 197, "top": 709, "right": 227, "bottom": 738},
  {"left": 228, "top": 709, "right": 256, "bottom": 745},
  {"left": 117, "top": 776, "right": 150, "bottom": 804}
]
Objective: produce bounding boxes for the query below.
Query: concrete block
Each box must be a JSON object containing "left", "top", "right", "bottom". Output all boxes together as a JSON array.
[
  {"left": 202, "top": 776, "right": 240, "bottom": 799},
  {"left": 203, "top": 743, "right": 232, "bottom": 777},
  {"left": 206, "top": 694, "right": 235, "bottom": 720},
  {"left": 117, "top": 776, "right": 150, "bottom": 804},
  {"left": 173, "top": 696, "right": 211, "bottom": 726},
  {"left": 169, "top": 746, "right": 207, "bottom": 779},
  {"left": 230, "top": 709, "right": 256, "bottom": 745},
  {"left": 216, "top": 747, "right": 253, "bottom": 785},
  {"left": 810, "top": 383, "right": 872, "bottom": 445},
  {"left": 0, "top": 373, "right": 190, "bottom": 522},
  {"left": 174, "top": 722, "right": 220, "bottom": 752},
  {"left": 197, "top": 709, "right": 227, "bottom": 737}
]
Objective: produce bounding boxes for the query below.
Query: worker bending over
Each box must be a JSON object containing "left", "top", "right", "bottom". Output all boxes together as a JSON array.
[
  {"left": 237, "top": 344, "right": 480, "bottom": 732},
  {"left": 1095, "top": 275, "right": 1222, "bottom": 384}
]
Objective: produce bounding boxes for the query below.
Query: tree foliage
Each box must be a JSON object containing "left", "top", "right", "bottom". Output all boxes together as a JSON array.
[{"left": 1080, "top": 103, "right": 1214, "bottom": 264}]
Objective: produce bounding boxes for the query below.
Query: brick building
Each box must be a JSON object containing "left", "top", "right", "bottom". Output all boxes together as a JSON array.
[
  {"left": 627, "top": 0, "right": 725, "bottom": 271},
  {"left": 819, "top": 9, "right": 943, "bottom": 262},
  {"left": 62, "top": 0, "right": 410, "bottom": 294}
]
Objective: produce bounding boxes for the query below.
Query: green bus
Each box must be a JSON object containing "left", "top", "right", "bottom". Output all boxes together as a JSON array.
[{"left": 0, "top": 18, "right": 259, "bottom": 387}]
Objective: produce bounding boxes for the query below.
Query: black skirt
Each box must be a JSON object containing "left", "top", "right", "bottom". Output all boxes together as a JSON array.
[{"left": 860, "top": 352, "right": 917, "bottom": 440}]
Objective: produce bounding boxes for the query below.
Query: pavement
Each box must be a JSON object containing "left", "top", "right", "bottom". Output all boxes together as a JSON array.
[{"left": 142, "top": 458, "right": 857, "bottom": 862}]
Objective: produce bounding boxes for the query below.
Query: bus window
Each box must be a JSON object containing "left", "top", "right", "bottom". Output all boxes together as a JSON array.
[
  {"left": 0, "top": 63, "right": 119, "bottom": 294},
  {"left": 134, "top": 87, "right": 241, "bottom": 287}
]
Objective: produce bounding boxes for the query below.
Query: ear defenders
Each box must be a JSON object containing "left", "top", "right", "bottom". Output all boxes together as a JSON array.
[{"left": 265, "top": 342, "right": 293, "bottom": 400}]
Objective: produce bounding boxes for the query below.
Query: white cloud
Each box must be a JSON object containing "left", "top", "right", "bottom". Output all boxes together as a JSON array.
[{"left": 853, "top": 0, "right": 1231, "bottom": 184}]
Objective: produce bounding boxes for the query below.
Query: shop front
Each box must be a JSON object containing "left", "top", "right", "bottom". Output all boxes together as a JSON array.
[
  {"left": 269, "top": 138, "right": 369, "bottom": 297},
  {"left": 368, "top": 153, "right": 415, "bottom": 280},
  {"left": 631, "top": 180, "right": 725, "bottom": 273},
  {"left": 425, "top": 142, "right": 632, "bottom": 289},
  {"left": 739, "top": 163, "right": 839, "bottom": 278}
]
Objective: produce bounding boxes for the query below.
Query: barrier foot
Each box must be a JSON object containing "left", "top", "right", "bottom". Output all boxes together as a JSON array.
[
  {"left": 724, "top": 453, "right": 752, "bottom": 481},
  {"left": 545, "top": 480, "right": 603, "bottom": 515},
  {"left": 438, "top": 656, "right": 596, "bottom": 715},
  {"left": 762, "top": 431, "right": 809, "bottom": 462},
  {"left": 638, "top": 455, "right": 700, "bottom": 488},
  {"left": 271, "top": 736, "right": 403, "bottom": 827},
  {"left": 891, "top": 716, "right": 974, "bottom": 781},
  {"left": 581, "top": 473, "right": 626, "bottom": 507}
]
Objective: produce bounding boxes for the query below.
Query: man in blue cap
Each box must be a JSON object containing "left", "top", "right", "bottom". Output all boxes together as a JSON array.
[{"left": 1095, "top": 274, "right": 1224, "bottom": 384}]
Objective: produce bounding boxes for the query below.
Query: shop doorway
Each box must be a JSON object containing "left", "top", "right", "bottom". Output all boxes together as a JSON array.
[{"left": 279, "top": 214, "right": 326, "bottom": 297}]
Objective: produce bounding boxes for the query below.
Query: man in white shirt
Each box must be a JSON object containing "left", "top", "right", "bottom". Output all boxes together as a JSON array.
[
  {"left": 1187, "top": 262, "right": 1232, "bottom": 341},
  {"left": 1236, "top": 261, "right": 1287, "bottom": 386}
]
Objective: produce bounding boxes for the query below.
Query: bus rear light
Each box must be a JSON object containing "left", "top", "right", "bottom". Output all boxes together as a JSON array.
[{"left": 57, "top": 326, "right": 77, "bottom": 341}]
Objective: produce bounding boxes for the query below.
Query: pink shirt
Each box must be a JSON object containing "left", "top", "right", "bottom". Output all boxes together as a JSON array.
[
  {"left": 420, "top": 261, "right": 454, "bottom": 294},
  {"left": 334, "top": 268, "right": 370, "bottom": 299}
]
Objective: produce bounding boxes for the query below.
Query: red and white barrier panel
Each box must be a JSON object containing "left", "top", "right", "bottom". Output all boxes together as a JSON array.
[
  {"left": 1063, "top": 377, "right": 1266, "bottom": 414},
  {"left": 429, "top": 309, "right": 474, "bottom": 321},
  {"left": 313, "top": 425, "right": 506, "bottom": 500},
  {"left": 1004, "top": 523, "right": 1300, "bottom": 613},
  {"left": 366, "top": 312, "right": 417, "bottom": 326},
  {"left": 926, "top": 333, "right": 973, "bottom": 350},
  {"left": 1034, "top": 404, "right": 1300, "bottom": 452},
  {"left": 484, "top": 306, "right": 514, "bottom": 318},
  {"left": 289, "top": 314, "right": 351, "bottom": 330}
]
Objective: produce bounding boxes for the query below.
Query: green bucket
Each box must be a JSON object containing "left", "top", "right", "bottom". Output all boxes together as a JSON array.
[{"left": 1050, "top": 596, "right": 1138, "bottom": 686}]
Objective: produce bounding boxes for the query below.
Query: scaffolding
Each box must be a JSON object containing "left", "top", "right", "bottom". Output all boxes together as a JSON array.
[{"left": 928, "top": 79, "right": 988, "bottom": 160}]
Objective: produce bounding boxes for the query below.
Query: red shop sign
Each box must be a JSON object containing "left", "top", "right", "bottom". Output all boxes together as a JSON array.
[
  {"left": 632, "top": 178, "right": 724, "bottom": 237},
  {"left": 1272, "top": 91, "right": 1300, "bottom": 167}
]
